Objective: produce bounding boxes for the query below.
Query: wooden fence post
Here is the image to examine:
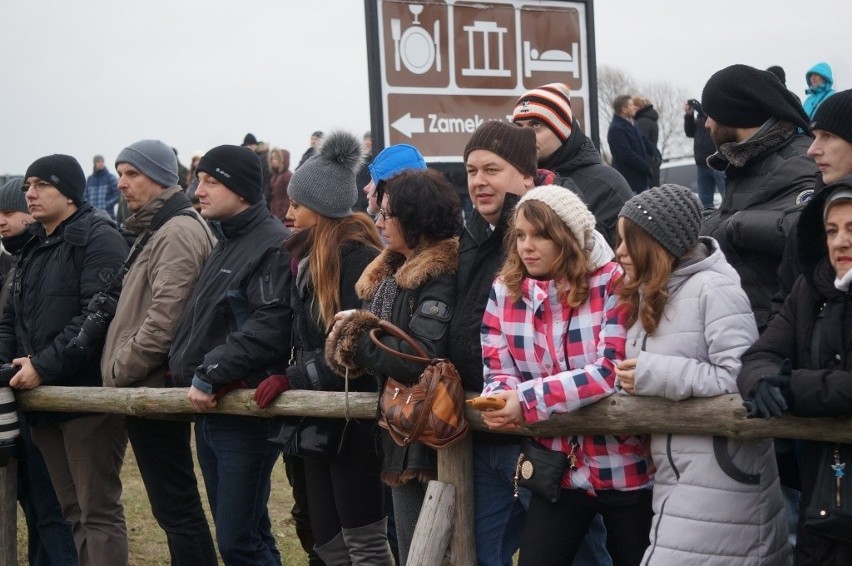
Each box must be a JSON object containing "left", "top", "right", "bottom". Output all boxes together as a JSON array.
[
  {"left": 0, "top": 460, "right": 17, "bottom": 566},
  {"left": 408, "top": 480, "right": 456, "bottom": 566},
  {"left": 438, "top": 434, "right": 475, "bottom": 566}
]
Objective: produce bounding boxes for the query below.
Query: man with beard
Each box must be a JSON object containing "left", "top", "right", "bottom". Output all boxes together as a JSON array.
[
  {"left": 699, "top": 64, "right": 819, "bottom": 332},
  {"left": 513, "top": 82, "right": 633, "bottom": 245}
]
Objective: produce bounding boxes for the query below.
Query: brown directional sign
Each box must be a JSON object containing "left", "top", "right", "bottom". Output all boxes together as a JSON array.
[{"left": 365, "top": 0, "right": 597, "bottom": 161}]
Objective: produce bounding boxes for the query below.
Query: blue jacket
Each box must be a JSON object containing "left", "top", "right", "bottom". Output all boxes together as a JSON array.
[
  {"left": 803, "top": 62, "right": 835, "bottom": 119},
  {"left": 85, "top": 169, "right": 120, "bottom": 219},
  {"left": 607, "top": 114, "right": 658, "bottom": 193}
]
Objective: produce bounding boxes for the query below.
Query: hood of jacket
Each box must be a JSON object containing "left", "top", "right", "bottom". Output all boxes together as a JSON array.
[
  {"left": 539, "top": 120, "right": 603, "bottom": 175},
  {"left": 356, "top": 237, "right": 459, "bottom": 298},
  {"left": 796, "top": 175, "right": 852, "bottom": 283},
  {"left": 668, "top": 237, "right": 740, "bottom": 292},
  {"left": 805, "top": 62, "right": 834, "bottom": 94}
]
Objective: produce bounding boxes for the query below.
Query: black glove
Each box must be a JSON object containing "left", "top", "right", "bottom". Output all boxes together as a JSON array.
[{"left": 744, "top": 359, "right": 793, "bottom": 419}]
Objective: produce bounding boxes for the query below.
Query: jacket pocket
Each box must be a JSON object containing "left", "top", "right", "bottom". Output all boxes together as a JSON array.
[{"left": 713, "top": 436, "right": 760, "bottom": 485}]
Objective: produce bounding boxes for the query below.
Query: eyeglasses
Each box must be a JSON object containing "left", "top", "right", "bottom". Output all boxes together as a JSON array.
[
  {"left": 22, "top": 181, "right": 54, "bottom": 193},
  {"left": 379, "top": 208, "right": 396, "bottom": 221}
]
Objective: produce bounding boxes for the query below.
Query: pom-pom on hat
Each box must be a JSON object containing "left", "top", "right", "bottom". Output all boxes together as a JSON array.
[
  {"left": 810, "top": 89, "right": 852, "bottom": 144},
  {"left": 619, "top": 184, "right": 703, "bottom": 258},
  {"left": 115, "top": 139, "right": 180, "bottom": 188},
  {"left": 369, "top": 144, "right": 427, "bottom": 186},
  {"left": 196, "top": 145, "right": 264, "bottom": 204},
  {"left": 288, "top": 130, "right": 364, "bottom": 218},
  {"left": 24, "top": 154, "right": 86, "bottom": 206},
  {"left": 463, "top": 120, "right": 537, "bottom": 177},
  {"left": 512, "top": 83, "right": 574, "bottom": 142},
  {"left": 517, "top": 186, "right": 596, "bottom": 252}
]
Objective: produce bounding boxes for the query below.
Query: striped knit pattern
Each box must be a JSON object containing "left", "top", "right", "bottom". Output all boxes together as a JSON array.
[{"left": 513, "top": 83, "right": 574, "bottom": 142}]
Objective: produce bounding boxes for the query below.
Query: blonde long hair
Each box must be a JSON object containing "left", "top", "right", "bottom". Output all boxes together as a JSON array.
[{"left": 308, "top": 213, "right": 382, "bottom": 331}]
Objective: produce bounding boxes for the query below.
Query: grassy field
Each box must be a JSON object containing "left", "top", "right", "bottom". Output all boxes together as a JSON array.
[{"left": 16, "top": 442, "right": 310, "bottom": 566}]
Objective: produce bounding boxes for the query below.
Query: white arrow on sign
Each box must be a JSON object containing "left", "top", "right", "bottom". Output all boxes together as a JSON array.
[{"left": 391, "top": 112, "right": 425, "bottom": 138}]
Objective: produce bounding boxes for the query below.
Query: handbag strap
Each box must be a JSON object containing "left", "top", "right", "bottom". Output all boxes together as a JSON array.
[{"left": 369, "top": 320, "right": 431, "bottom": 363}]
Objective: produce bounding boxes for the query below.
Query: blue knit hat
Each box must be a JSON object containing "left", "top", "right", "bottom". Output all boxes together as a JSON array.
[{"left": 369, "top": 144, "right": 427, "bottom": 185}]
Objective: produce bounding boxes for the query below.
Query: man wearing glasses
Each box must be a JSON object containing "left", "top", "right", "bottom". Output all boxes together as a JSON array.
[{"left": 0, "top": 154, "right": 129, "bottom": 565}]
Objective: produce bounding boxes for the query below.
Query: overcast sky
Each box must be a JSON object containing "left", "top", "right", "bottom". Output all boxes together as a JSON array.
[{"left": 1, "top": 0, "right": 849, "bottom": 175}]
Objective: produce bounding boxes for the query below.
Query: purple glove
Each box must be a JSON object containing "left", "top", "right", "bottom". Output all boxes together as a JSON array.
[{"left": 254, "top": 374, "right": 291, "bottom": 408}]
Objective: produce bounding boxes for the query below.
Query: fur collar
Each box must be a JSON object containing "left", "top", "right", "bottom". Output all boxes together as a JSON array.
[
  {"left": 708, "top": 119, "right": 796, "bottom": 170},
  {"left": 356, "top": 237, "right": 459, "bottom": 299}
]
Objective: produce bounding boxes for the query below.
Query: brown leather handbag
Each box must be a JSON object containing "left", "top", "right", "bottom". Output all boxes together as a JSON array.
[{"left": 369, "top": 320, "right": 469, "bottom": 449}]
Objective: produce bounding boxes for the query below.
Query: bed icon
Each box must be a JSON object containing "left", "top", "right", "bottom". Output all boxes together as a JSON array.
[{"left": 523, "top": 41, "right": 579, "bottom": 78}]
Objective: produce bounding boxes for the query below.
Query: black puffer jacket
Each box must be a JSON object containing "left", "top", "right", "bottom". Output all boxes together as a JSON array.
[
  {"left": 0, "top": 204, "right": 128, "bottom": 423},
  {"left": 541, "top": 123, "right": 633, "bottom": 245},
  {"left": 700, "top": 120, "right": 818, "bottom": 330},
  {"left": 327, "top": 239, "right": 458, "bottom": 484},
  {"left": 634, "top": 105, "right": 659, "bottom": 146},
  {"left": 739, "top": 179, "right": 852, "bottom": 564},
  {"left": 169, "top": 203, "right": 291, "bottom": 391}
]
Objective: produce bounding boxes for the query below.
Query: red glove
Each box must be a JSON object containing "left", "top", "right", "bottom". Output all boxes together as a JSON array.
[{"left": 254, "top": 374, "right": 291, "bottom": 408}]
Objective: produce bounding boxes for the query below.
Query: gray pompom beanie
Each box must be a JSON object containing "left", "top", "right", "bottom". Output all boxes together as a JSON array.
[
  {"left": 115, "top": 139, "right": 179, "bottom": 187},
  {"left": 288, "top": 130, "right": 364, "bottom": 218},
  {"left": 619, "top": 184, "right": 703, "bottom": 258},
  {"left": 0, "top": 177, "right": 28, "bottom": 213}
]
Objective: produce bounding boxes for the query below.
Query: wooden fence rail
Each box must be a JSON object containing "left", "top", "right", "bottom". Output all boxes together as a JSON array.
[{"left": 3, "top": 387, "right": 852, "bottom": 565}]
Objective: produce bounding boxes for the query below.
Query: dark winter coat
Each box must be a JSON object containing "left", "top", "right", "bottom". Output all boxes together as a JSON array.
[
  {"left": 607, "top": 114, "right": 657, "bottom": 193},
  {"left": 684, "top": 111, "right": 718, "bottom": 166},
  {"left": 169, "top": 202, "right": 291, "bottom": 392},
  {"left": 327, "top": 238, "right": 458, "bottom": 485},
  {"left": 540, "top": 122, "right": 634, "bottom": 245},
  {"left": 0, "top": 204, "right": 128, "bottom": 425},
  {"left": 739, "top": 179, "right": 852, "bottom": 564},
  {"left": 635, "top": 105, "right": 659, "bottom": 146},
  {"left": 700, "top": 120, "right": 818, "bottom": 331}
]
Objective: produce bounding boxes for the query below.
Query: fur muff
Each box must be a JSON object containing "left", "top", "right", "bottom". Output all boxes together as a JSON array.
[{"left": 325, "top": 309, "right": 381, "bottom": 378}]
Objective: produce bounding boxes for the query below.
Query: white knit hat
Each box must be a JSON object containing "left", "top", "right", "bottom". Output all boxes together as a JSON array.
[{"left": 517, "top": 186, "right": 595, "bottom": 252}]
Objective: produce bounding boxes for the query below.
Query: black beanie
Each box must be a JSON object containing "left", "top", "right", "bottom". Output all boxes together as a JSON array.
[
  {"left": 463, "top": 120, "right": 537, "bottom": 176},
  {"left": 810, "top": 89, "right": 852, "bottom": 143},
  {"left": 24, "top": 154, "right": 86, "bottom": 206},
  {"left": 702, "top": 64, "right": 809, "bottom": 130},
  {"left": 196, "top": 145, "right": 263, "bottom": 204}
]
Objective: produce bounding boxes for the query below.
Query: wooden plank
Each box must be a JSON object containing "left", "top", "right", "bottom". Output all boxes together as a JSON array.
[
  {"left": 408, "top": 481, "right": 456, "bottom": 566},
  {"left": 437, "top": 435, "right": 475, "bottom": 566}
]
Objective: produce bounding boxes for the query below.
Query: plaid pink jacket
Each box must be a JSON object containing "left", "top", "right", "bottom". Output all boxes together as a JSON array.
[{"left": 481, "top": 262, "right": 652, "bottom": 493}]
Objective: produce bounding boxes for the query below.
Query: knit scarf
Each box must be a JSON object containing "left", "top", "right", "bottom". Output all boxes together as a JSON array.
[{"left": 368, "top": 275, "right": 400, "bottom": 322}]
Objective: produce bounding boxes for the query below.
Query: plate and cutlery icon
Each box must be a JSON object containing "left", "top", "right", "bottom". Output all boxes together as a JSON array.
[{"left": 391, "top": 4, "right": 441, "bottom": 75}]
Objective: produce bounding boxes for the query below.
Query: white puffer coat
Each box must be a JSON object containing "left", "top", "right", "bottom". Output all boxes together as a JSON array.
[{"left": 624, "top": 237, "right": 792, "bottom": 566}]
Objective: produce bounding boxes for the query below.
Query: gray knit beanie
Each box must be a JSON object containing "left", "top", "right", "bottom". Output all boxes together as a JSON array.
[
  {"left": 0, "top": 177, "right": 28, "bottom": 213},
  {"left": 115, "top": 139, "right": 179, "bottom": 187},
  {"left": 619, "top": 184, "right": 702, "bottom": 258},
  {"left": 288, "top": 130, "right": 364, "bottom": 218},
  {"left": 518, "top": 185, "right": 596, "bottom": 252}
]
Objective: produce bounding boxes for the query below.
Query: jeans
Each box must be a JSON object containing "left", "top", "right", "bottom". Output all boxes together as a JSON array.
[
  {"left": 696, "top": 164, "right": 725, "bottom": 208},
  {"left": 30, "top": 413, "right": 128, "bottom": 566},
  {"left": 473, "top": 440, "right": 612, "bottom": 566},
  {"left": 472, "top": 441, "right": 528, "bottom": 566},
  {"left": 126, "top": 416, "right": 217, "bottom": 566},
  {"left": 782, "top": 485, "right": 801, "bottom": 548},
  {"left": 17, "top": 417, "right": 77, "bottom": 566},
  {"left": 195, "top": 414, "right": 281, "bottom": 566}
]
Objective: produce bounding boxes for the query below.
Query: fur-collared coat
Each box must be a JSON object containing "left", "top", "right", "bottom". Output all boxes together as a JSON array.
[{"left": 327, "top": 238, "right": 458, "bottom": 485}]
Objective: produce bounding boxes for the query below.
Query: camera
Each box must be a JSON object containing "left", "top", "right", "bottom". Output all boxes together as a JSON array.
[
  {"left": 0, "top": 363, "right": 19, "bottom": 387},
  {"left": 687, "top": 99, "right": 704, "bottom": 115},
  {"left": 68, "top": 291, "right": 119, "bottom": 352}
]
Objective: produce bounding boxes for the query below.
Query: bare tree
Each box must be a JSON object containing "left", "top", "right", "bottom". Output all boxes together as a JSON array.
[{"left": 596, "top": 65, "right": 691, "bottom": 162}]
